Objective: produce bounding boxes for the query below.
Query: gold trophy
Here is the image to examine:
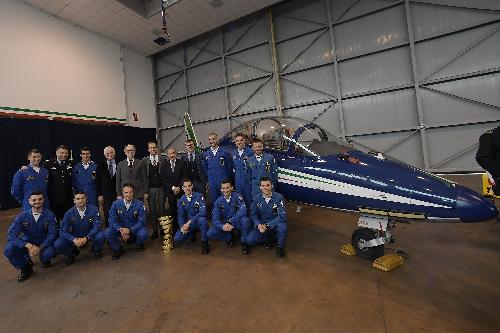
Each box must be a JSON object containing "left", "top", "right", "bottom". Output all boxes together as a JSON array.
[{"left": 159, "top": 216, "right": 174, "bottom": 253}]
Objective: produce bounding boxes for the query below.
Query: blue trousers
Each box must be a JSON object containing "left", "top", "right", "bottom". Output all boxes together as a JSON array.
[
  {"left": 54, "top": 231, "right": 105, "bottom": 257},
  {"left": 246, "top": 223, "right": 288, "bottom": 247},
  {"left": 174, "top": 217, "right": 209, "bottom": 242},
  {"left": 235, "top": 185, "right": 252, "bottom": 209},
  {"left": 207, "top": 216, "right": 251, "bottom": 242},
  {"left": 104, "top": 226, "right": 148, "bottom": 252},
  {"left": 4, "top": 243, "right": 56, "bottom": 269}
]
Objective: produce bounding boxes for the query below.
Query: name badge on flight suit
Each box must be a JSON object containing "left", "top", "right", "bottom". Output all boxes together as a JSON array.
[
  {"left": 256, "top": 202, "right": 262, "bottom": 208},
  {"left": 27, "top": 176, "right": 35, "bottom": 181},
  {"left": 219, "top": 157, "right": 225, "bottom": 166},
  {"left": 272, "top": 203, "right": 278, "bottom": 215},
  {"left": 265, "top": 161, "right": 271, "bottom": 173},
  {"left": 117, "top": 209, "right": 123, "bottom": 215},
  {"left": 88, "top": 217, "right": 94, "bottom": 226},
  {"left": 22, "top": 221, "right": 30, "bottom": 227},
  {"left": 133, "top": 210, "right": 139, "bottom": 220}
]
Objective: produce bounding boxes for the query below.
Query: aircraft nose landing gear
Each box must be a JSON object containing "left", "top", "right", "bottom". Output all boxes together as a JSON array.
[{"left": 351, "top": 215, "right": 395, "bottom": 260}]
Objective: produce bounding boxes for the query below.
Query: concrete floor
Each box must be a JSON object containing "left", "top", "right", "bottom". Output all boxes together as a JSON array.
[{"left": 1, "top": 175, "right": 500, "bottom": 333}]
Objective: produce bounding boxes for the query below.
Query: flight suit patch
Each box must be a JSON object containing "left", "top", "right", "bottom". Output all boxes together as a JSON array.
[
  {"left": 117, "top": 209, "right": 123, "bottom": 215},
  {"left": 27, "top": 176, "right": 35, "bottom": 181},
  {"left": 133, "top": 211, "right": 139, "bottom": 220},
  {"left": 92, "top": 171, "right": 96, "bottom": 180},
  {"left": 219, "top": 157, "right": 225, "bottom": 166}
]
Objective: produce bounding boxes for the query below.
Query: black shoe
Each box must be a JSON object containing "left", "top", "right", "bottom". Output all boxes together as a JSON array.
[
  {"left": 265, "top": 242, "right": 273, "bottom": 250},
  {"left": 190, "top": 233, "right": 196, "bottom": 243},
  {"left": 137, "top": 244, "right": 145, "bottom": 252},
  {"left": 17, "top": 264, "right": 33, "bottom": 282},
  {"left": 241, "top": 243, "right": 250, "bottom": 255},
  {"left": 65, "top": 255, "right": 76, "bottom": 265},
  {"left": 226, "top": 239, "right": 234, "bottom": 248},
  {"left": 151, "top": 231, "right": 158, "bottom": 240},
  {"left": 92, "top": 250, "right": 102, "bottom": 258},
  {"left": 41, "top": 261, "right": 51, "bottom": 268},
  {"left": 112, "top": 247, "right": 124, "bottom": 260},
  {"left": 277, "top": 246, "right": 285, "bottom": 258},
  {"left": 201, "top": 241, "right": 210, "bottom": 255}
]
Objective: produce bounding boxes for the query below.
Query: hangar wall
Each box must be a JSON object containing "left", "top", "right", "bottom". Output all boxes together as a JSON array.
[
  {"left": 153, "top": 0, "right": 500, "bottom": 172},
  {"left": 0, "top": 0, "right": 156, "bottom": 128}
]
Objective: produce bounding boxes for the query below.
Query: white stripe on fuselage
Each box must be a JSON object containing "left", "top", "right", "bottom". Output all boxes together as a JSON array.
[{"left": 278, "top": 167, "right": 452, "bottom": 208}]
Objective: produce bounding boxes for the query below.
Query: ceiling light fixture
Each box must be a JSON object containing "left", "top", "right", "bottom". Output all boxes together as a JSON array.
[{"left": 153, "top": 0, "right": 170, "bottom": 46}]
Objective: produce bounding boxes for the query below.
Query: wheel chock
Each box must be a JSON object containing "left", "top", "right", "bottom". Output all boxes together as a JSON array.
[
  {"left": 341, "top": 244, "right": 356, "bottom": 256},
  {"left": 373, "top": 254, "right": 404, "bottom": 272}
]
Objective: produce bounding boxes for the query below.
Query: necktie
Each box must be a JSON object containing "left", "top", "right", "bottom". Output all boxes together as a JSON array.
[
  {"left": 171, "top": 160, "right": 175, "bottom": 172},
  {"left": 128, "top": 160, "right": 133, "bottom": 168},
  {"left": 108, "top": 161, "right": 113, "bottom": 177}
]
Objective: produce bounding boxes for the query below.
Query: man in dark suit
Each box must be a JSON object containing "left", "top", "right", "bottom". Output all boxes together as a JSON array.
[
  {"left": 96, "top": 146, "right": 117, "bottom": 227},
  {"left": 181, "top": 139, "right": 207, "bottom": 197},
  {"left": 44, "top": 145, "right": 74, "bottom": 222},
  {"left": 160, "top": 147, "right": 187, "bottom": 229},
  {"left": 115, "top": 144, "right": 146, "bottom": 201},
  {"left": 142, "top": 140, "right": 166, "bottom": 240}
]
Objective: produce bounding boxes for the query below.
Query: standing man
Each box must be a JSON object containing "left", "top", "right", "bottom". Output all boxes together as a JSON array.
[
  {"left": 45, "top": 145, "right": 74, "bottom": 221},
  {"left": 159, "top": 147, "right": 187, "bottom": 229},
  {"left": 11, "top": 149, "right": 49, "bottom": 211},
  {"left": 174, "top": 178, "right": 210, "bottom": 254},
  {"left": 143, "top": 140, "right": 165, "bottom": 240},
  {"left": 105, "top": 183, "right": 148, "bottom": 260},
  {"left": 231, "top": 133, "right": 253, "bottom": 207},
  {"left": 181, "top": 139, "right": 207, "bottom": 196},
  {"left": 72, "top": 147, "right": 98, "bottom": 207},
  {"left": 4, "top": 191, "right": 57, "bottom": 282},
  {"left": 54, "top": 191, "right": 105, "bottom": 265},
  {"left": 247, "top": 138, "right": 278, "bottom": 198},
  {"left": 202, "top": 133, "right": 232, "bottom": 203},
  {"left": 116, "top": 144, "right": 146, "bottom": 201},
  {"left": 246, "top": 177, "right": 287, "bottom": 258},
  {"left": 207, "top": 179, "right": 251, "bottom": 254},
  {"left": 96, "top": 146, "right": 117, "bottom": 227},
  {"left": 476, "top": 126, "right": 500, "bottom": 195}
]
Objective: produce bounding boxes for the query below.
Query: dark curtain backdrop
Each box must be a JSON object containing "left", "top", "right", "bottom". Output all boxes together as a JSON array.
[{"left": 0, "top": 117, "right": 156, "bottom": 210}]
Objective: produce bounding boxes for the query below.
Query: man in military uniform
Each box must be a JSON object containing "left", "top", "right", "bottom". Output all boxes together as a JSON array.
[
  {"left": 231, "top": 133, "right": 253, "bottom": 207},
  {"left": 105, "top": 183, "right": 148, "bottom": 260},
  {"left": 247, "top": 139, "right": 278, "bottom": 198},
  {"left": 207, "top": 179, "right": 251, "bottom": 254},
  {"left": 72, "top": 147, "right": 98, "bottom": 207},
  {"left": 54, "top": 191, "right": 105, "bottom": 265},
  {"left": 11, "top": 149, "right": 49, "bottom": 211},
  {"left": 246, "top": 177, "right": 288, "bottom": 258},
  {"left": 476, "top": 126, "right": 500, "bottom": 195},
  {"left": 174, "top": 178, "right": 210, "bottom": 254},
  {"left": 202, "top": 133, "right": 232, "bottom": 203},
  {"left": 4, "top": 191, "right": 57, "bottom": 282},
  {"left": 45, "top": 145, "right": 74, "bottom": 221}
]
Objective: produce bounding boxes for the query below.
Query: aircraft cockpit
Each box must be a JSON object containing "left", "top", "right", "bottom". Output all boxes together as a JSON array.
[{"left": 224, "top": 117, "right": 354, "bottom": 157}]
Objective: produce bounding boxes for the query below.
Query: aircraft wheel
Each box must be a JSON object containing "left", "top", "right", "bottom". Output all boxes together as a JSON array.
[{"left": 351, "top": 228, "right": 385, "bottom": 260}]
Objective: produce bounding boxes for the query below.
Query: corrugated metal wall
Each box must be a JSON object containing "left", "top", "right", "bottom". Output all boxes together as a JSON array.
[{"left": 153, "top": 0, "right": 500, "bottom": 172}]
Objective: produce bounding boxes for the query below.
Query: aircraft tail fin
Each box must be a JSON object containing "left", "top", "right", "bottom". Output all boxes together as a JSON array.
[
  {"left": 482, "top": 172, "right": 499, "bottom": 198},
  {"left": 183, "top": 112, "right": 201, "bottom": 152}
]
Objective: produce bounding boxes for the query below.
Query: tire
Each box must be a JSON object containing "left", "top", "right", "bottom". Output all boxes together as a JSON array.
[{"left": 351, "top": 227, "right": 385, "bottom": 260}]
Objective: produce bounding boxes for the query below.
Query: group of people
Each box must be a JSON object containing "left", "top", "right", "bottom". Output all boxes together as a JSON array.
[{"left": 5, "top": 132, "right": 287, "bottom": 283}]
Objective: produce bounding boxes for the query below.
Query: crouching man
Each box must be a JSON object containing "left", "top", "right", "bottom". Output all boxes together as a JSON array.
[
  {"left": 54, "top": 191, "right": 105, "bottom": 265},
  {"left": 105, "top": 183, "right": 148, "bottom": 260},
  {"left": 207, "top": 179, "right": 251, "bottom": 254},
  {"left": 174, "top": 178, "right": 210, "bottom": 254},
  {"left": 246, "top": 177, "right": 288, "bottom": 258},
  {"left": 4, "top": 191, "right": 57, "bottom": 282}
]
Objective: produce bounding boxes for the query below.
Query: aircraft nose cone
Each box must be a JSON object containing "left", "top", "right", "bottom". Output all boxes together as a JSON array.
[{"left": 456, "top": 189, "right": 498, "bottom": 222}]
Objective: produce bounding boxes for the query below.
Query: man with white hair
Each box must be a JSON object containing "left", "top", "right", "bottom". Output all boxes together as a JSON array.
[{"left": 96, "top": 146, "right": 117, "bottom": 226}]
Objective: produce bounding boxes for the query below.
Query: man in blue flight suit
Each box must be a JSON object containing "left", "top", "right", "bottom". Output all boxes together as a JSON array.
[
  {"left": 174, "top": 178, "right": 210, "bottom": 254},
  {"left": 72, "top": 147, "right": 98, "bottom": 207},
  {"left": 246, "top": 177, "right": 288, "bottom": 258},
  {"left": 231, "top": 133, "right": 253, "bottom": 207},
  {"left": 202, "top": 132, "right": 233, "bottom": 203},
  {"left": 11, "top": 149, "right": 49, "bottom": 211},
  {"left": 105, "top": 183, "right": 148, "bottom": 260},
  {"left": 207, "top": 179, "right": 251, "bottom": 254},
  {"left": 247, "top": 138, "right": 278, "bottom": 198},
  {"left": 4, "top": 191, "right": 57, "bottom": 282},
  {"left": 54, "top": 191, "right": 105, "bottom": 265}
]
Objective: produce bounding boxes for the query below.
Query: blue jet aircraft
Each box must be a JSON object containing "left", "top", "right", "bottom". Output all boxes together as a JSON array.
[{"left": 184, "top": 114, "right": 498, "bottom": 259}]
